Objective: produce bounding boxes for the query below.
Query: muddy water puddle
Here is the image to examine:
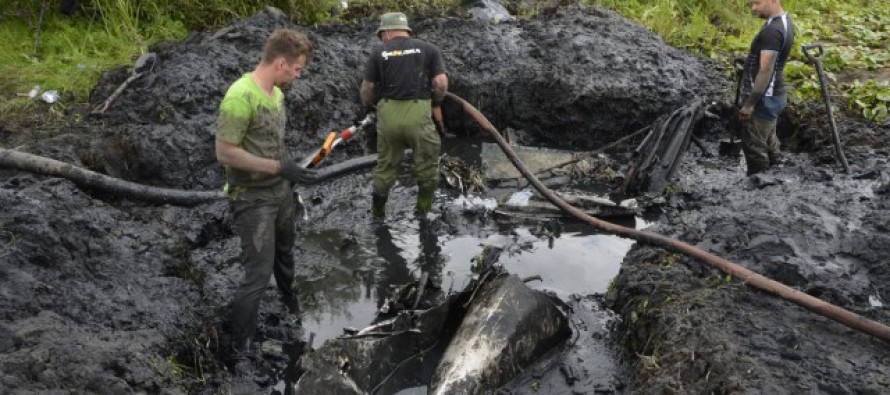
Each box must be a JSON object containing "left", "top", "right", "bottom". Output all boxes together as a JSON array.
[{"left": 298, "top": 216, "right": 647, "bottom": 345}]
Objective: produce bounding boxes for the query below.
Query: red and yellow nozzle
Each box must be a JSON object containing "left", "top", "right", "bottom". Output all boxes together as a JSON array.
[{"left": 308, "top": 131, "right": 338, "bottom": 167}]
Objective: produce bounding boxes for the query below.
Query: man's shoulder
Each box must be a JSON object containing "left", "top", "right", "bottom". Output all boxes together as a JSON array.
[
  {"left": 766, "top": 14, "right": 793, "bottom": 31},
  {"left": 224, "top": 74, "right": 254, "bottom": 98},
  {"left": 412, "top": 38, "right": 440, "bottom": 51},
  {"left": 758, "top": 22, "right": 786, "bottom": 41},
  {"left": 220, "top": 75, "right": 259, "bottom": 116}
]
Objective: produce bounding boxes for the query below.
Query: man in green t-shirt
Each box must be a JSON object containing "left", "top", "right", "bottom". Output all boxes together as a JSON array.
[{"left": 215, "top": 29, "right": 317, "bottom": 373}]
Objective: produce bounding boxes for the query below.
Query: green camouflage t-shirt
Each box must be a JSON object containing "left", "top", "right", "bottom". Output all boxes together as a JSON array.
[{"left": 216, "top": 73, "right": 289, "bottom": 200}]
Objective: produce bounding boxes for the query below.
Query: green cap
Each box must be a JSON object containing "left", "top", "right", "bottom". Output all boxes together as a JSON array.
[{"left": 376, "top": 12, "right": 411, "bottom": 37}]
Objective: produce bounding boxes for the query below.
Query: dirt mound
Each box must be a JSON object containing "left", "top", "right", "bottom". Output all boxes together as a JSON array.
[
  {"left": 608, "top": 123, "right": 890, "bottom": 392},
  {"left": 6, "top": 3, "right": 877, "bottom": 393},
  {"left": 83, "top": 5, "right": 720, "bottom": 190}
]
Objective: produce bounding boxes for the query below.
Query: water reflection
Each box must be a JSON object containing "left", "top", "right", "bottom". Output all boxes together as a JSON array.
[
  {"left": 297, "top": 216, "right": 643, "bottom": 346},
  {"left": 298, "top": 218, "right": 445, "bottom": 345}
]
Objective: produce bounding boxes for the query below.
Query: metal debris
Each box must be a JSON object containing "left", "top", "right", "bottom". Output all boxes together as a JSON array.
[{"left": 620, "top": 98, "right": 707, "bottom": 196}]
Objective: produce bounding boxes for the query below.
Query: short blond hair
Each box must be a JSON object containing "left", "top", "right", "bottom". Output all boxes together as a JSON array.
[{"left": 262, "top": 29, "right": 314, "bottom": 64}]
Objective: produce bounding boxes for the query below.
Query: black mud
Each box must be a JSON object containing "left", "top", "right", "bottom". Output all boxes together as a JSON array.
[
  {"left": 608, "top": 120, "right": 890, "bottom": 392},
  {"left": 1, "top": 3, "right": 887, "bottom": 394}
]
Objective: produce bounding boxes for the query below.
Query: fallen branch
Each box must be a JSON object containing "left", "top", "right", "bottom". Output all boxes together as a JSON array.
[
  {"left": 92, "top": 72, "right": 143, "bottom": 114},
  {"left": 447, "top": 92, "right": 890, "bottom": 343},
  {"left": 92, "top": 53, "right": 157, "bottom": 114}
]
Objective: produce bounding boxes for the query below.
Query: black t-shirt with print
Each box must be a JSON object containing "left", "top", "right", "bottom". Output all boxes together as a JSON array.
[
  {"left": 363, "top": 36, "right": 446, "bottom": 101},
  {"left": 744, "top": 13, "right": 795, "bottom": 96}
]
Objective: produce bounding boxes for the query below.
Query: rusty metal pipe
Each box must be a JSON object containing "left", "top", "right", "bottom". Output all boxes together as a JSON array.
[{"left": 445, "top": 92, "right": 890, "bottom": 343}]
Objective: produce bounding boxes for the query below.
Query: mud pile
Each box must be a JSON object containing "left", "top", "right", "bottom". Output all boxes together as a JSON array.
[
  {"left": 85, "top": 5, "right": 721, "bottom": 190},
  {"left": 4, "top": 2, "right": 884, "bottom": 394},
  {"left": 0, "top": 5, "right": 722, "bottom": 392},
  {"left": 609, "top": 120, "right": 890, "bottom": 392}
]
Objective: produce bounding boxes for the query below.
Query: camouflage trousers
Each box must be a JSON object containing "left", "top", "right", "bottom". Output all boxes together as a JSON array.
[
  {"left": 372, "top": 98, "right": 441, "bottom": 197},
  {"left": 740, "top": 116, "right": 781, "bottom": 175}
]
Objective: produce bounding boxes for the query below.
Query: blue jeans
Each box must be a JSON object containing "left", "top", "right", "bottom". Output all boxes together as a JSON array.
[{"left": 754, "top": 94, "right": 787, "bottom": 120}]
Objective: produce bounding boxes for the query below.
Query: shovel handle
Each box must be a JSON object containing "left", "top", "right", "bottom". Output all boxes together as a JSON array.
[
  {"left": 802, "top": 44, "right": 825, "bottom": 64},
  {"left": 733, "top": 57, "right": 745, "bottom": 72}
]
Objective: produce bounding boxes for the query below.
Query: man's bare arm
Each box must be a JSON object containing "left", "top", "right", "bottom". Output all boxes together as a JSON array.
[
  {"left": 432, "top": 73, "right": 448, "bottom": 103},
  {"left": 215, "top": 140, "right": 281, "bottom": 175},
  {"left": 739, "top": 50, "right": 778, "bottom": 120},
  {"left": 360, "top": 80, "right": 375, "bottom": 108}
]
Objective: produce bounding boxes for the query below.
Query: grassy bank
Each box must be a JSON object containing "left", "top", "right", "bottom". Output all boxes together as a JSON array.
[
  {"left": 0, "top": 0, "right": 886, "bottom": 121},
  {"left": 583, "top": 0, "right": 888, "bottom": 121}
]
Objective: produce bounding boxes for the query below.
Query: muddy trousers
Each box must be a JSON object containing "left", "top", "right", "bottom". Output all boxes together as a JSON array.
[
  {"left": 740, "top": 116, "right": 781, "bottom": 175},
  {"left": 372, "top": 99, "right": 441, "bottom": 216},
  {"left": 229, "top": 195, "right": 296, "bottom": 352}
]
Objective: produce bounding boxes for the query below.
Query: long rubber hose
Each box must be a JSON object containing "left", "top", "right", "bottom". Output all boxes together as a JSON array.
[
  {"left": 445, "top": 92, "right": 890, "bottom": 343},
  {"left": 0, "top": 148, "right": 378, "bottom": 207}
]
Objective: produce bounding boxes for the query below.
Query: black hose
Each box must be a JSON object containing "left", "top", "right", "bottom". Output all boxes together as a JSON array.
[
  {"left": 0, "top": 148, "right": 377, "bottom": 207},
  {"left": 445, "top": 92, "right": 890, "bottom": 343}
]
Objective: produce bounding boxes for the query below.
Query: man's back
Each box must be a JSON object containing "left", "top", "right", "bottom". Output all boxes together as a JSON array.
[{"left": 364, "top": 36, "right": 445, "bottom": 101}]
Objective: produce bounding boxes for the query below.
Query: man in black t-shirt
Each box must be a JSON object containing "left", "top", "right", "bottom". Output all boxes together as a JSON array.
[
  {"left": 739, "top": 0, "right": 795, "bottom": 175},
  {"left": 360, "top": 12, "right": 449, "bottom": 218}
]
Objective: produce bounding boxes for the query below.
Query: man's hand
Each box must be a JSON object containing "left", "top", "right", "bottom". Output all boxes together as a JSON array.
[
  {"left": 356, "top": 105, "right": 376, "bottom": 125},
  {"left": 432, "top": 105, "right": 453, "bottom": 137},
  {"left": 738, "top": 105, "right": 754, "bottom": 122},
  {"left": 280, "top": 159, "right": 319, "bottom": 184}
]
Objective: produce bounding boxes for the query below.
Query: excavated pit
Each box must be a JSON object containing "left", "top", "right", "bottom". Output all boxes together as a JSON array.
[{"left": 1, "top": 4, "right": 889, "bottom": 394}]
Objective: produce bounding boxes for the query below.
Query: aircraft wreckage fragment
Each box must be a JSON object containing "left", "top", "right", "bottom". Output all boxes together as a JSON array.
[{"left": 292, "top": 261, "right": 570, "bottom": 394}]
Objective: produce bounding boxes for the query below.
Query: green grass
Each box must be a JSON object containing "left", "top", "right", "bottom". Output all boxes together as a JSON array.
[
  {"left": 0, "top": 0, "right": 186, "bottom": 110},
  {"left": 0, "top": 0, "right": 458, "bottom": 115},
  {"left": 0, "top": 0, "right": 886, "bottom": 121},
  {"left": 585, "top": 0, "right": 890, "bottom": 121}
]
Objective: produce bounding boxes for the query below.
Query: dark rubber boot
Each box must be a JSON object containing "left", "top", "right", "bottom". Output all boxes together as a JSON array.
[
  {"left": 416, "top": 187, "right": 435, "bottom": 215},
  {"left": 372, "top": 193, "right": 388, "bottom": 219},
  {"left": 229, "top": 338, "right": 253, "bottom": 377}
]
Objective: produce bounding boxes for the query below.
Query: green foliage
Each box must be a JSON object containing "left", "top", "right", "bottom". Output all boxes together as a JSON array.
[
  {"left": 847, "top": 79, "right": 890, "bottom": 121},
  {"left": 783, "top": 60, "right": 822, "bottom": 106},
  {"left": 587, "top": 0, "right": 758, "bottom": 55},
  {"left": 584, "top": 0, "right": 889, "bottom": 123},
  {"left": 664, "top": 182, "right": 682, "bottom": 194},
  {"left": 0, "top": 0, "right": 886, "bottom": 122},
  {"left": 150, "top": 0, "right": 342, "bottom": 29},
  {"left": 347, "top": 0, "right": 459, "bottom": 13},
  {"left": 0, "top": 0, "right": 463, "bottom": 107},
  {"left": 0, "top": 0, "right": 186, "bottom": 102},
  {"left": 655, "top": 253, "right": 679, "bottom": 267},
  {"left": 707, "top": 273, "right": 735, "bottom": 288}
]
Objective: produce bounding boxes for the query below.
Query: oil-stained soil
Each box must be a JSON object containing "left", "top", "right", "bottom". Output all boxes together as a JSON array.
[
  {"left": 609, "top": 118, "right": 890, "bottom": 393},
  {"left": 1, "top": 3, "right": 888, "bottom": 394}
]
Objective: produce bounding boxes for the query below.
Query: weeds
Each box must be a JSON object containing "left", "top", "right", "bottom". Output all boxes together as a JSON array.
[
  {"left": 1, "top": 0, "right": 885, "bottom": 121},
  {"left": 847, "top": 79, "right": 890, "bottom": 121},
  {"left": 0, "top": 0, "right": 185, "bottom": 104},
  {"left": 655, "top": 253, "right": 679, "bottom": 267},
  {"left": 707, "top": 273, "right": 743, "bottom": 290},
  {"left": 583, "top": 0, "right": 889, "bottom": 123},
  {"left": 1, "top": 230, "right": 16, "bottom": 246},
  {"left": 164, "top": 240, "right": 206, "bottom": 289}
]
